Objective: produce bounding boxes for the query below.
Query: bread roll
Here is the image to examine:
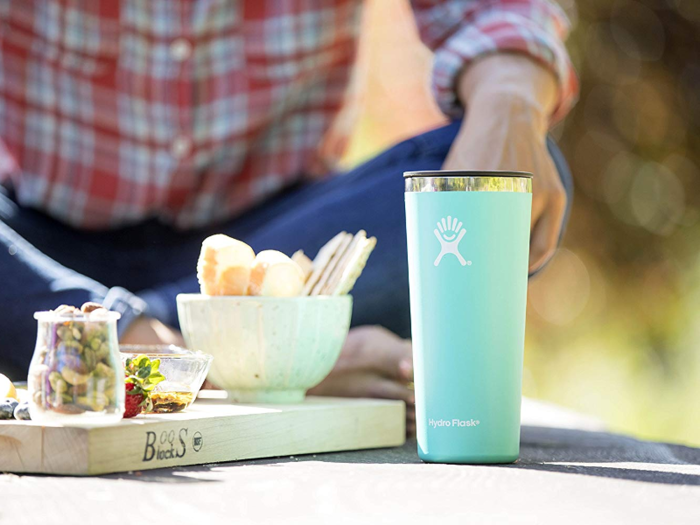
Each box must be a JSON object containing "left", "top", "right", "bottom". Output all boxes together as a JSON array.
[
  {"left": 197, "top": 234, "right": 255, "bottom": 295},
  {"left": 247, "top": 250, "right": 305, "bottom": 297}
]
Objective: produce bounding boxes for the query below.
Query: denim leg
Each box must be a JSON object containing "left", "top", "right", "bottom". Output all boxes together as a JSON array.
[
  {"left": 0, "top": 192, "right": 147, "bottom": 378},
  {"left": 0, "top": 119, "right": 573, "bottom": 377},
  {"left": 143, "top": 121, "right": 573, "bottom": 338},
  {"left": 244, "top": 123, "right": 573, "bottom": 336},
  {"left": 547, "top": 135, "right": 574, "bottom": 240},
  {"left": 143, "top": 123, "right": 461, "bottom": 336}
]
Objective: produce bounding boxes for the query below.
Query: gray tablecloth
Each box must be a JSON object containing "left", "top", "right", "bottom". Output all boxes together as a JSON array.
[{"left": 3, "top": 399, "right": 699, "bottom": 524}]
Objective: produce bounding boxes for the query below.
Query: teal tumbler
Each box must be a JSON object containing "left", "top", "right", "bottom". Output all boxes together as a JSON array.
[{"left": 404, "top": 170, "right": 533, "bottom": 464}]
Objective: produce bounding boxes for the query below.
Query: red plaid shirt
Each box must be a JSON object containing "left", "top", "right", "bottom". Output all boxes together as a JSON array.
[{"left": 0, "top": 0, "right": 577, "bottom": 230}]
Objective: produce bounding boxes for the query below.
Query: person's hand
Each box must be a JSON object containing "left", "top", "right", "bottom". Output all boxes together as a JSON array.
[
  {"left": 308, "top": 325, "right": 416, "bottom": 436},
  {"left": 120, "top": 316, "right": 185, "bottom": 347},
  {"left": 442, "top": 54, "right": 566, "bottom": 273}
]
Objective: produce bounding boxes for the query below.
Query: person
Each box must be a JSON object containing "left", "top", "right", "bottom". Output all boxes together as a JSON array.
[{"left": 0, "top": 1, "right": 577, "bottom": 432}]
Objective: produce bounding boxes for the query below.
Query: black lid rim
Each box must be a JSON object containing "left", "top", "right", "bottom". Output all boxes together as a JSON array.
[{"left": 403, "top": 170, "right": 533, "bottom": 179}]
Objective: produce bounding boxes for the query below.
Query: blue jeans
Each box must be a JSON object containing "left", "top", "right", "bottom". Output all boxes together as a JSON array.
[{"left": 0, "top": 121, "right": 572, "bottom": 378}]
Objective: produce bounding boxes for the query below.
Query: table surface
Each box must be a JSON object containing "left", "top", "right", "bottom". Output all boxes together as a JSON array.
[{"left": 3, "top": 398, "right": 699, "bottom": 525}]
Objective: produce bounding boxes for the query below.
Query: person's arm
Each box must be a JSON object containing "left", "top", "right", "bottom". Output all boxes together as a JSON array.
[
  {"left": 445, "top": 55, "right": 564, "bottom": 272},
  {"left": 121, "top": 316, "right": 185, "bottom": 346},
  {"left": 411, "top": 0, "right": 578, "bottom": 272}
]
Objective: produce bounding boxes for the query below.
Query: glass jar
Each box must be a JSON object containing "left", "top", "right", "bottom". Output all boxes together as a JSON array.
[{"left": 28, "top": 310, "right": 125, "bottom": 424}]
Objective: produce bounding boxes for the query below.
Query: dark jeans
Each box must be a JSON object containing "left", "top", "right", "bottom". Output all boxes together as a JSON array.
[{"left": 0, "top": 121, "right": 573, "bottom": 378}]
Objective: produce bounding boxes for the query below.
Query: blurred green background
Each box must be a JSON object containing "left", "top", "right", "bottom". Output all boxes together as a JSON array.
[{"left": 343, "top": 0, "right": 700, "bottom": 446}]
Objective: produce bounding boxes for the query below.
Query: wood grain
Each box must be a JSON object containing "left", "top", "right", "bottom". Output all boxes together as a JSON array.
[{"left": 0, "top": 394, "right": 405, "bottom": 476}]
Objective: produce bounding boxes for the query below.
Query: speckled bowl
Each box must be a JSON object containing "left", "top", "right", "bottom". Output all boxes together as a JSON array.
[{"left": 176, "top": 294, "right": 352, "bottom": 403}]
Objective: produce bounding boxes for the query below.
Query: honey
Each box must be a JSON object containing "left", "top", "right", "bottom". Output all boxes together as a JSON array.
[{"left": 150, "top": 391, "right": 195, "bottom": 413}]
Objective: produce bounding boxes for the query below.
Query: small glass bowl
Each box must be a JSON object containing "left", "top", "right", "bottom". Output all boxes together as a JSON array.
[{"left": 120, "top": 345, "right": 213, "bottom": 413}]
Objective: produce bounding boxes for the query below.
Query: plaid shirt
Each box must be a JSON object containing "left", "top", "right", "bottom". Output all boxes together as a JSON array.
[{"left": 0, "top": 0, "right": 577, "bottom": 230}]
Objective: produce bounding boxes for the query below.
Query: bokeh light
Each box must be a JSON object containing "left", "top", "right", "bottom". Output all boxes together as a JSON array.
[
  {"left": 529, "top": 249, "right": 591, "bottom": 326},
  {"left": 345, "top": 0, "right": 700, "bottom": 446}
]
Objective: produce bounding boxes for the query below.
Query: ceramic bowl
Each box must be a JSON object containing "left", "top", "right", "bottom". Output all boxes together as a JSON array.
[{"left": 176, "top": 294, "right": 352, "bottom": 403}]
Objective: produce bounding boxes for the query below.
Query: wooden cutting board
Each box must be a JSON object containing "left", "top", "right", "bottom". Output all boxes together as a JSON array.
[{"left": 0, "top": 392, "right": 405, "bottom": 476}]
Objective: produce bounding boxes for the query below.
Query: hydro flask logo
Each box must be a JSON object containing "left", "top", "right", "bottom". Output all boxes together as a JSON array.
[
  {"left": 429, "top": 418, "right": 480, "bottom": 428},
  {"left": 434, "top": 216, "right": 470, "bottom": 267}
]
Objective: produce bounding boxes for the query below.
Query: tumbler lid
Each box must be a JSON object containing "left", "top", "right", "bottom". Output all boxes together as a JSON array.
[
  {"left": 403, "top": 170, "right": 532, "bottom": 179},
  {"left": 405, "top": 171, "right": 532, "bottom": 193}
]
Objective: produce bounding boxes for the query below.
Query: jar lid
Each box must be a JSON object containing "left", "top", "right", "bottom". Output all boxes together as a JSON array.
[{"left": 33, "top": 310, "right": 121, "bottom": 322}]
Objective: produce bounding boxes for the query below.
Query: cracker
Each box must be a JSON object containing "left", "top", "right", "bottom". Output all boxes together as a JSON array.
[
  {"left": 310, "top": 232, "right": 353, "bottom": 295},
  {"left": 321, "top": 230, "right": 366, "bottom": 295},
  {"left": 302, "top": 232, "right": 347, "bottom": 296},
  {"left": 291, "top": 250, "right": 313, "bottom": 283},
  {"left": 331, "top": 234, "right": 377, "bottom": 296}
]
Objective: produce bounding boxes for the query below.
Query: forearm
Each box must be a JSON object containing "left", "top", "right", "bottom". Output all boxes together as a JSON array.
[
  {"left": 456, "top": 54, "right": 559, "bottom": 137},
  {"left": 411, "top": 0, "right": 577, "bottom": 123},
  {"left": 443, "top": 52, "right": 569, "bottom": 273},
  {"left": 0, "top": 217, "right": 149, "bottom": 373}
]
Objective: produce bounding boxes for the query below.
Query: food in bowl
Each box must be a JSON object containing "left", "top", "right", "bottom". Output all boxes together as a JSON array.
[
  {"left": 197, "top": 235, "right": 256, "bottom": 296},
  {"left": 178, "top": 230, "right": 376, "bottom": 403},
  {"left": 120, "top": 345, "right": 213, "bottom": 413},
  {"left": 196, "top": 230, "right": 376, "bottom": 298},
  {"left": 301, "top": 231, "right": 376, "bottom": 296},
  {"left": 177, "top": 295, "right": 352, "bottom": 403}
]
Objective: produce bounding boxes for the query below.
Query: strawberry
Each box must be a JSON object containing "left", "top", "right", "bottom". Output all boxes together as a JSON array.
[
  {"left": 123, "top": 355, "right": 165, "bottom": 419},
  {"left": 123, "top": 383, "right": 142, "bottom": 418}
]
